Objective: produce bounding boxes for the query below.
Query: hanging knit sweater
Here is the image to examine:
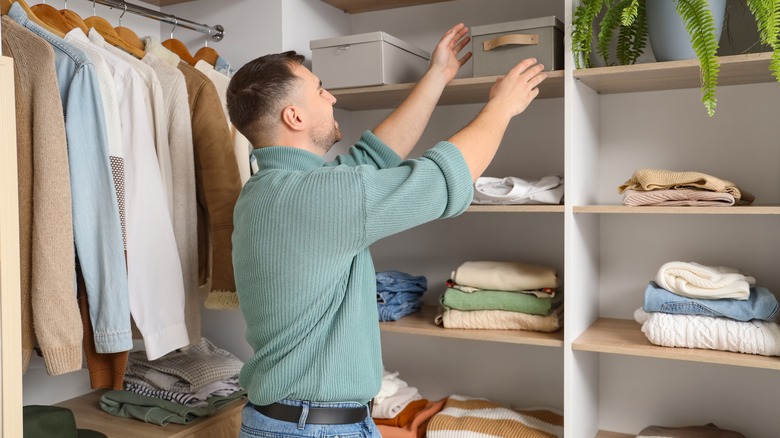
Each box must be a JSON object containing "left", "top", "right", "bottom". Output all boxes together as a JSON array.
[
  {"left": 233, "top": 131, "right": 473, "bottom": 405},
  {"left": 2, "top": 16, "right": 82, "bottom": 375}
]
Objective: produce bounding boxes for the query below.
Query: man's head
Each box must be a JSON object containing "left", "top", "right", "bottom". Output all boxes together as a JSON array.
[{"left": 227, "top": 51, "right": 342, "bottom": 153}]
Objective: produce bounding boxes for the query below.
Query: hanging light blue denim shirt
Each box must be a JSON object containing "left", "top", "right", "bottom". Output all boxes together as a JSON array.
[
  {"left": 643, "top": 281, "right": 779, "bottom": 322},
  {"left": 9, "top": 3, "right": 132, "bottom": 353}
]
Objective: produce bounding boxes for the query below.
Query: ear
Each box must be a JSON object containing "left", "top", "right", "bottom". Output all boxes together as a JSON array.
[{"left": 281, "top": 105, "right": 306, "bottom": 133}]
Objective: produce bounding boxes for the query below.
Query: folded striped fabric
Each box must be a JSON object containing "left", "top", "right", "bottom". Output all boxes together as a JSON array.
[{"left": 426, "top": 394, "right": 563, "bottom": 438}]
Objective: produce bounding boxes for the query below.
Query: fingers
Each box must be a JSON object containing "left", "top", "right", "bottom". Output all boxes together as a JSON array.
[
  {"left": 507, "top": 57, "right": 541, "bottom": 77},
  {"left": 458, "top": 51, "right": 473, "bottom": 67}
]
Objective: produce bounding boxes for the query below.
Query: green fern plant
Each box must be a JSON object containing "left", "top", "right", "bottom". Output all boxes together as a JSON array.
[{"left": 572, "top": 0, "right": 780, "bottom": 117}]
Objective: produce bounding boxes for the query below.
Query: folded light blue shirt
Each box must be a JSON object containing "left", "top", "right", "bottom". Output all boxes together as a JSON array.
[{"left": 643, "top": 281, "right": 778, "bottom": 322}]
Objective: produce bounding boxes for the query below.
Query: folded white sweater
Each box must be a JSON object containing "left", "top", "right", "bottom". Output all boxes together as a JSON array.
[
  {"left": 451, "top": 261, "right": 558, "bottom": 291},
  {"left": 635, "top": 308, "right": 780, "bottom": 357},
  {"left": 655, "top": 261, "right": 755, "bottom": 300}
]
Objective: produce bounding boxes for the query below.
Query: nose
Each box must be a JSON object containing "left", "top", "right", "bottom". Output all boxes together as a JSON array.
[{"left": 325, "top": 89, "right": 337, "bottom": 105}]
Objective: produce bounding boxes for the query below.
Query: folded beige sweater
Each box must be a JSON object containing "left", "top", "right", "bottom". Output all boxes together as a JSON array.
[{"left": 617, "top": 169, "right": 754, "bottom": 204}]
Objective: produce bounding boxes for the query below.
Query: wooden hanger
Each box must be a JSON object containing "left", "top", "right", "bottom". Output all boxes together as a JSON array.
[
  {"left": 162, "top": 38, "right": 197, "bottom": 65},
  {"left": 194, "top": 46, "right": 219, "bottom": 67},
  {"left": 2, "top": 0, "right": 65, "bottom": 38},
  {"left": 31, "top": 3, "right": 72, "bottom": 35},
  {"left": 85, "top": 15, "right": 145, "bottom": 59},
  {"left": 60, "top": 9, "right": 90, "bottom": 35},
  {"left": 116, "top": 26, "right": 145, "bottom": 51}
]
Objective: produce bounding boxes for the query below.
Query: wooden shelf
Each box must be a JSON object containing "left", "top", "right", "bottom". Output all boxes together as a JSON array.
[
  {"left": 574, "top": 52, "right": 776, "bottom": 95},
  {"left": 56, "top": 390, "right": 244, "bottom": 438},
  {"left": 379, "top": 305, "right": 564, "bottom": 347},
  {"left": 321, "top": 0, "right": 455, "bottom": 13},
  {"left": 573, "top": 205, "right": 780, "bottom": 215},
  {"left": 467, "top": 204, "right": 564, "bottom": 213},
  {"left": 572, "top": 318, "right": 780, "bottom": 371},
  {"left": 332, "top": 71, "right": 564, "bottom": 111}
]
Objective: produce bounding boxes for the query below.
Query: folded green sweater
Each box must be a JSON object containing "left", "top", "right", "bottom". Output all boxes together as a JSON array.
[
  {"left": 441, "top": 288, "right": 563, "bottom": 315},
  {"left": 100, "top": 389, "right": 247, "bottom": 426}
]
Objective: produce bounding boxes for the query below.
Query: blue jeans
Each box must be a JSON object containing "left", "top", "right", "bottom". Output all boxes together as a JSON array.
[
  {"left": 239, "top": 399, "right": 381, "bottom": 438},
  {"left": 643, "top": 281, "right": 779, "bottom": 321}
]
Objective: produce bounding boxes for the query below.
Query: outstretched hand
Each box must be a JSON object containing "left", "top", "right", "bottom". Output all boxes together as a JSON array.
[
  {"left": 487, "top": 58, "right": 547, "bottom": 118},
  {"left": 429, "top": 23, "right": 472, "bottom": 83}
]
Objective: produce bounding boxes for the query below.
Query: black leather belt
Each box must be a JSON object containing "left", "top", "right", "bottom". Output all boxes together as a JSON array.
[{"left": 252, "top": 402, "right": 369, "bottom": 425}]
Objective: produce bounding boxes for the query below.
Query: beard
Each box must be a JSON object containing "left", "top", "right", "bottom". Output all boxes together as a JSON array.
[{"left": 312, "top": 122, "right": 343, "bottom": 153}]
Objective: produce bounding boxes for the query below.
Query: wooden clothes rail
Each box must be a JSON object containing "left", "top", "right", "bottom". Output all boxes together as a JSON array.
[{"left": 85, "top": 0, "right": 224, "bottom": 41}]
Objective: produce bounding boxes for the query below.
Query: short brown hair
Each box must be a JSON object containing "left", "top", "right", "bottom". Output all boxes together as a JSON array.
[{"left": 227, "top": 51, "right": 306, "bottom": 146}]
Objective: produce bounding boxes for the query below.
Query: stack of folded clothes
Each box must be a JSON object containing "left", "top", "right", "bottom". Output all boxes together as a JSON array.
[
  {"left": 617, "top": 169, "right": 755, "bottom": 207},
  {"left": 376, "top": 270, "right": 428, "bottom": 321},
  {"left": 635, "top": 261, "right": 780, "bottom": 356},
  {"left": 373, "top": 369, "right": 448, "bottom": 438},
  {"left": 426, "top": 394, "right": 563, "bottom": 438},
  {"left": 435, "top": 261, "right": 563, "bottom": 332},
  {"left": 99, "top": 337, "right": 246, "bottom": 425}
]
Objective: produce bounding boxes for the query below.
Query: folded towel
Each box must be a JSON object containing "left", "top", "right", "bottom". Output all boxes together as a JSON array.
[
  {"left": 426, "top": 394, "right": 563, "bottom": 438},
  {"left": 451, "top": 261, "right": 558, "bottom": 291},
  {"left": 472, "top": 176, "right": 564, "bottom": 205},
  {"left": 617, "top": 169, "right": 754, "bottom": 204},
  {"left": 635, "top": 308, "right": 780, "bottom": 357},
  {"left": 655, "top": 261, "right": 755, "bottom": 300},
  {"left": 622, "top": 189, "right": 735, "bottom": 207},
  {"left": 377, "top": 398, "right": 447, "bottom": 438}
]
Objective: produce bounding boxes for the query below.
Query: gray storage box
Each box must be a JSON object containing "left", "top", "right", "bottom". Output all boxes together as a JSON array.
[
  {"left": 471, "top": 16, "right": 564, "bottom": 77},
  {"left": 310, "top": 32, "right": 430, "bottom": 89}
]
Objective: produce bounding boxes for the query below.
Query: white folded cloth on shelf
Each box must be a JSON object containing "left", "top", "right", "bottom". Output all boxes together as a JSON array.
[
  {"left": 372, "top": 386, "right": 422, "bottom": 419},
  {"left": 634, "top": 308, "right": 780, "bottom": 357},
  {"left": 375, "top": 369, "right": 409, "bottom": 405},
  {"left": 451, "top": 261, "right": 558, "bottom": 291},
  {"left": 472, "top": 175, "right": 564, "bottom": 205},
  {"left": 655, "top": 261, "right": 755, "bottom": 300}
]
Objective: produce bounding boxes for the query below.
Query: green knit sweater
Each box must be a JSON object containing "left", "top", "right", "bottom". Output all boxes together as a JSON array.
[{"left": 233, "top": 131, "right": 473, "bottom": 405}]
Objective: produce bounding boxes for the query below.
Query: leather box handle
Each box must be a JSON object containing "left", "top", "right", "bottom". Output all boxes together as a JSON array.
[{"left": 482, "top": 34, "right": 539, "bottom": 51}]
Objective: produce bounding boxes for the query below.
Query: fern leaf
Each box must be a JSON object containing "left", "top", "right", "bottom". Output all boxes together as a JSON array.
[
  {"left": 572, "top": 0, "right": 606, "bottom": 69},
  {"left": 621, "top": 0, "right": 640, "bottom": 25},
  {"left": 746, "top": 0, "right": 780, "bottom": 81},
  {"left": 676, "top": 0, "right": 721, "bottom": 116},
  {"left": 599, "top": 0, "right": 630, "bottom": 65}
]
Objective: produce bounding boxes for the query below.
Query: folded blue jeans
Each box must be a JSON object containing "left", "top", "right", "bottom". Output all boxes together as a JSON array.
[
  {"left": 643, "top": 281, "right": 778, "bottom": 321},
  {"left": 239, "top": 399, "right": 381, "bottom": 438}
]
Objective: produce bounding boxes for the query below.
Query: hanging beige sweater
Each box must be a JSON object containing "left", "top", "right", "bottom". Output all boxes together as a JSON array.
[
  {"left": 2, "top": 17, "right": 83, "bottom": 375},
  {"left": 178, "top": 62, "right": 242, "bottom": 309},
  {"left": 142, "top": 52, "right": 201, "bottom": 346},
  {"left": 617, "top": 168, "right": 755, "bottom": 204}
]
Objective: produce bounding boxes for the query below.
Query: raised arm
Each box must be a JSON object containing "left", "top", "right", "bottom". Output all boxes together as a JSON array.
[
  {"left": 448, "top": 58, "right": 547, "bottom": 181},
  {"left": 371, "top": 23, "right": 472, "bottom": 159}
]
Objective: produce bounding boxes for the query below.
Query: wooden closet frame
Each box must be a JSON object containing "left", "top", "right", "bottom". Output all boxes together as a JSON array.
[{"left": 0, "top": 54, "right": 23, "bottom": 438}]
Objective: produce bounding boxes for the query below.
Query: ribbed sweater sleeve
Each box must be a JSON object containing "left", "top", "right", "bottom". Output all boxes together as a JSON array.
[{"left": 361, "top": 141, "right": 473, "bottom": 245}]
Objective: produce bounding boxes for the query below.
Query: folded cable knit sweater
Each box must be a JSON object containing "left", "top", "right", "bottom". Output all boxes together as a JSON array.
[
  {"left": 617, "top": 169, "right": 754, "bottom": 204},
  {"left": 655, "top": 261, "right": 755, "bottom": 300},
  {"left": 435, "top": 306, "right": 563, "bottom": 332},
  {"left": 636, "top": 422, "right": 745, "bottom": 437},
  {"left": 451, "top": 261, "right": 558, "bottom": 291},
  {"left": 634, "top": 309, "right": 780, "bottom": 356},
  {"left": 427, "top": 394, "right": 563, "bottom": 438}
]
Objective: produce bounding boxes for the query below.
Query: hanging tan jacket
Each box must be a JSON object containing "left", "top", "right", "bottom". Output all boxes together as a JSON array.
[{"left": 178, "top": 62, "right": 241, "bottom": 309}]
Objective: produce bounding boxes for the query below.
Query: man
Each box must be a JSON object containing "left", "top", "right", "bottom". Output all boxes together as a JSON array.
[{"left": 227, "top": 23, "right": 546, "bottom": 438}]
